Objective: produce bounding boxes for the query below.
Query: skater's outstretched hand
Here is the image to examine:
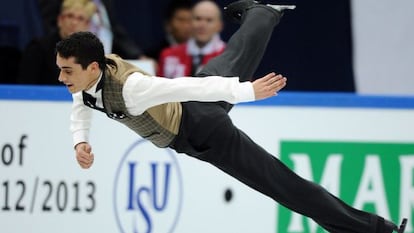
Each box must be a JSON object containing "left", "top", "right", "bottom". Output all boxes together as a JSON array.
[
  {"left": 252, "top": 72, "right": 287, "bottom": 100},
  {"left": 75, "top": 142, "right": 94, "bottom": 169}
]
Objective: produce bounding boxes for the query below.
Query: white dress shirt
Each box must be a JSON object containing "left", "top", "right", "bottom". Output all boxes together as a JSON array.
[{"left": 70, "top": 72, "right": 255, "bottom": 147}]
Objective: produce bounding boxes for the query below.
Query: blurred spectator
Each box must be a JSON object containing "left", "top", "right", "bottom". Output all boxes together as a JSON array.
[
  {"left": 18, "top": 0, "right": 96, "bottom": 85},
  {"left": 37, "top": 0, "right": 144, "bottom": 59},
  {"left": 145, "top": 0, "right": 193, "bottom": 60},
  {"left": 157, "top": 0, "right": 225, "bottom": 78}
]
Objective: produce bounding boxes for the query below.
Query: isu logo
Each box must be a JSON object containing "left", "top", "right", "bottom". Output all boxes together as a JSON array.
[{"left": 113, "top": 140, "right": 183, "bottom": 233}]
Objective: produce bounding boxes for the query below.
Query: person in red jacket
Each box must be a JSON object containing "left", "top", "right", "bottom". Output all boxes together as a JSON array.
[{"left": 157, "top": 0, "right": 225, "bottom": 78}]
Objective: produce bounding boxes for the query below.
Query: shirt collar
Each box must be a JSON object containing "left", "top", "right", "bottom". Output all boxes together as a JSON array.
[
  {"left": 187, "top": 34, "right": 225, "bottom": 56},
  {"left": 85, "top": 72, "right": 104, "bottom": 95}
]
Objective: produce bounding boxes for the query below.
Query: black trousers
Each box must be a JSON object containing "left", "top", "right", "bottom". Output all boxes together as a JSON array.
[{"left": 170, "top": 5, "right": 386, "bottom": 233}]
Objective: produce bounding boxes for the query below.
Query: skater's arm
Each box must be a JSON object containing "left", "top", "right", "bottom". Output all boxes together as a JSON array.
[
  {"left": 70, "top": 92, "right": 92, "bottom": 146},
  {"left": 123, "top": 72, "right": 286, "bottom": 115},
  {"left": 70, "top": 92, "right": 94, "bottom": 168}
]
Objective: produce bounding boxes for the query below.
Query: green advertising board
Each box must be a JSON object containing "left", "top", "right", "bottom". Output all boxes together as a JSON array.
[{"left": 278, "top": 141, "right": 414, "bottom": 233}]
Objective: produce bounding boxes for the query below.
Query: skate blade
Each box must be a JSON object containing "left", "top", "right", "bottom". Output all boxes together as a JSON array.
[{"left": 398, "top": 218, "right": 407, "bottom": 233}]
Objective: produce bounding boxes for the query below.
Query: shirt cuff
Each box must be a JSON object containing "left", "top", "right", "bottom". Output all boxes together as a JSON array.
[
  {"left": 236, "top": 81, "right": 255, "bottom": 103},
  {"left": 72, "top": 130, "right": 89, "bottom": 148}
]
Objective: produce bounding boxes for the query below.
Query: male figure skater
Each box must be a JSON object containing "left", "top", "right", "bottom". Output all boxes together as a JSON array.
[{"left": 56, "top": 0, "right": 407, "bottom": 232}]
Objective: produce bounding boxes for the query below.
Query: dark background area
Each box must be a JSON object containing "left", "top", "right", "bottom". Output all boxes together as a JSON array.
[{"left": 0, "top": 0, "right": 355, "bottom": 92}]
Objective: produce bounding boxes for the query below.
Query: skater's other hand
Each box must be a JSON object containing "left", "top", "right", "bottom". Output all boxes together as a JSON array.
[
  {"left": 75, "top": 142, "right": 94, "bottom": 169},
  {"left": 252, "top": 72, "right": 287, "bottom": 100}
]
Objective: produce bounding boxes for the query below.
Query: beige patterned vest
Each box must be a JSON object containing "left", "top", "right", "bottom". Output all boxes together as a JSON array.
[{"left": 102, "top": 54, "right": 182, "bottom": 148}]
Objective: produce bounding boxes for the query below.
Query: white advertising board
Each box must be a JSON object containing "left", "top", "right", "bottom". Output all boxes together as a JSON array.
[{"left": 1, "top": 86, "right": 414, "bottom": 233}]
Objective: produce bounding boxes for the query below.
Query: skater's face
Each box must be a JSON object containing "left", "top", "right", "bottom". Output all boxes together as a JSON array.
[
  {"left": 191, "top": 1, "right": 223, "bottom": 46},
  {"left": 56, "top": 54, "right": 100, "bottom": 93}
]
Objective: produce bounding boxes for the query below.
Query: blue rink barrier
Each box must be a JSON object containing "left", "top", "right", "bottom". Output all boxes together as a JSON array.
[{"left": 1, "top": 84, "right": 414, "bottom": 109}]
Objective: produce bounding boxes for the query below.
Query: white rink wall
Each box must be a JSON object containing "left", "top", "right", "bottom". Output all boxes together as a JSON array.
[{"left": 1, "top": 86, "right": 414, "bottom": 233}]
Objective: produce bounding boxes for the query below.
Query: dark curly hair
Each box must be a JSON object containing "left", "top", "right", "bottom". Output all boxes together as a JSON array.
[{"left": 56, "top": 31, "right": 106, "bottom": 70}]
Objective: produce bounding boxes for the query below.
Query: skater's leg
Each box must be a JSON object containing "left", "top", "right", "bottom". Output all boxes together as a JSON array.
[
  {"left": 198, "top": 117, "right": 397, "bottom": 233},
  {"left": 198, "top": 4, "right": 282, "bottom": 82}
]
